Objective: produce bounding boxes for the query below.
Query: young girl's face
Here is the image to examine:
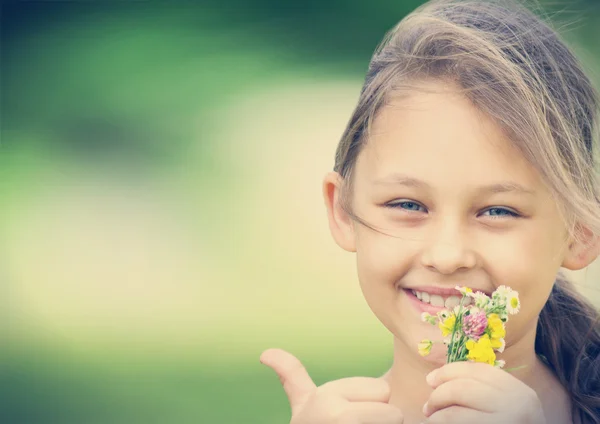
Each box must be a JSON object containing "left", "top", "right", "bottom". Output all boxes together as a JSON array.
[{"left": 336, "top": 81, "right": 572, "bottom": 365}]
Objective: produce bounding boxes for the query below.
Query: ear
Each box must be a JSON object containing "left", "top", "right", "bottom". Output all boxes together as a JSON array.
[
  {"left": 322, "top": 171, "right": 356, "bottom": 252},
  {"left": 561, "top": 223, "right": 600, "bottom": 270}
]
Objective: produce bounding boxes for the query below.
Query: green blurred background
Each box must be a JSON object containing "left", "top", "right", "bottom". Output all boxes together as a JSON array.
[{"left": 2, "top": 1, "right": 599, "bottom": 423}]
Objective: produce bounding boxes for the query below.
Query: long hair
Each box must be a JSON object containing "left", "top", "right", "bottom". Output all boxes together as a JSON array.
[{"left": 333, "top": 1, "right": 600, "bottom": 422}]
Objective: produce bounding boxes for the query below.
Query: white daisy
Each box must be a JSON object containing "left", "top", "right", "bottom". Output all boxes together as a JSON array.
[
  {"left": 437, "top": 310, "right": 450, "bottom": 321},
  {"left": 473, "top": 291, "right": 490, "bottom": 309},
  {"left": 494, "top": 285, "right": 513, "bottom": 298},
  {"left": 455, "top": 285, "right": 473, "bottom": 296},
  {"left": 506, "top": 292, "right": 521, "bottom": 315}
]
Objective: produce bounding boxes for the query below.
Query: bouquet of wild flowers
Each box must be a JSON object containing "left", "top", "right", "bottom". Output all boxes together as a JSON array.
[{"left": 418, "top": 285, "right": 521, "bottom": 368}]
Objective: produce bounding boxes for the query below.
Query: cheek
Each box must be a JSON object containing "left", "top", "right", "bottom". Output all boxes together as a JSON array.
[
  {"left": 484, "top": 222, "right": 564, "bottom": 282},
  {"left": 352, "top": 232, "right": 439, "bottom": 348},
  {"left": 355, "top": 245, "right": 398, "bottom": 314},
  {"left": 354, "top": 232, "right": 415, "bottom": 327},
  {"left": 484, "top": 227, "right": 563, "bottom": 341},
  {"left": 355, "top": 231, "right": 417, "bottom": 285}
]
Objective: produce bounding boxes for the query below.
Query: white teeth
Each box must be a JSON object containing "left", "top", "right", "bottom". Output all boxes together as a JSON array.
[
  {"left": 445, "top": 295, "right": 461, "bottom": 309},
  {"left": 412, "top": 290, "right": 474, "bottom": 308},
  {"left": 429, "top": 294, "right": 444, "bottom": 307}
]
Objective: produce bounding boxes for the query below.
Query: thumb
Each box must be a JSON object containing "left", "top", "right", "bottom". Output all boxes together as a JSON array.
[{"left": 260, "top": 348, "right": 317, "bottom": 412}]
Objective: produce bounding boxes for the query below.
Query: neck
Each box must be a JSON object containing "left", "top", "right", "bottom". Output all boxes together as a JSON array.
[
  {"left": 387, "top": 322, "right": 550, "bottom": 424},
  {"left": 387, "top": 336, "right": 437, "bottom": 424}
]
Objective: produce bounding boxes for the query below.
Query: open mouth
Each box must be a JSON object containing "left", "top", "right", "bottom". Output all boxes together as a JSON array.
[{"left": 401, "top": 288, "right": 473, "bottom": 314}]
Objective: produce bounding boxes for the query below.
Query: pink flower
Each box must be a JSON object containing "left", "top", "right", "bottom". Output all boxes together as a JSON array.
[{"left": 463, "top": 310, "right": 488, "bottom": 340}]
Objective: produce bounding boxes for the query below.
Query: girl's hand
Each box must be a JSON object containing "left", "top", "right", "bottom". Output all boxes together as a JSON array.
[
  {"left": 260, "top": 348, "right": 404, "bottom": 424},
  {"left": 423, "top": 362, "right": 546, "bottom": 424}
]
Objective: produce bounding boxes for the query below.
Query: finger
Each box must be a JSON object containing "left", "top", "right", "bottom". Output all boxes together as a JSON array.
[
  {"left": 425, "top": 405, "right": 492, "bottom": 424},
  {"left": 424, "top": 378, "right": 498, "bottom": 417},
  {"left": 427, "top": 361, "right": 510, "bottom": 389},
  {"left": 260, "top": 348, "right": 316, "bottom": 412},
  {"left": 320, "top": 377, "right": 392, "bottom": 402},
  {"left": 339, "top": 402, "right": 404, "bottom": 424}
]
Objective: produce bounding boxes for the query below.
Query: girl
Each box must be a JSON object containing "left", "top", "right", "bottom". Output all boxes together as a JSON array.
[{"left": 261, "top": 0, "right": 600, "bottom": 423}]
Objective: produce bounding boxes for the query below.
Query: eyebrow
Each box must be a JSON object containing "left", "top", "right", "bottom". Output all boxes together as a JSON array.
[{"left": 372, "top": 174, "right": 536, "bottom": 196}]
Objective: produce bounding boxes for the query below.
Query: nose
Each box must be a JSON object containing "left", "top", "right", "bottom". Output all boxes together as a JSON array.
[{"left": 420, "top": 218, "right": 477, "bottom": 275}]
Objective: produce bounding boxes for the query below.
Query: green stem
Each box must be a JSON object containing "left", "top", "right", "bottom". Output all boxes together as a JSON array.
[
  {"left": 447, "top": 295, "right": 466, "bottom": 363},
  {"left": 503, "top": 365, "right": 528, "bottom": 373}
]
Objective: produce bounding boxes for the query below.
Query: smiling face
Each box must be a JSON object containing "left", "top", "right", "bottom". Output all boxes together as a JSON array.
[{"left": 325, "top": 82, "right": 574, "bottom": 365}]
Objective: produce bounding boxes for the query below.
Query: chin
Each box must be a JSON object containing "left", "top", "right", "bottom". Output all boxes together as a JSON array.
[
  {"left": 422, "top": 345, "right": 448, "bottom": 367},
  {"left": 396, "top": 325, "right": 448, "bottom": 367}
]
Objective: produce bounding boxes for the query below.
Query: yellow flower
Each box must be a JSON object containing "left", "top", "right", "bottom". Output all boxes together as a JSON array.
[
  {"left": 466, "top": 334, "right": 496, "bottom": 365},
  {"left": 439, "top": 314, "right": 457, "bottom": 337},
  {"left": 418, "top": 339, "right": 433, "bottom": 357},
  {"left": 487, "top": 313, "right": 506, "bottom": 340},
  {"left": 490, "top": 336, "right": 505, "bottom": 353}
]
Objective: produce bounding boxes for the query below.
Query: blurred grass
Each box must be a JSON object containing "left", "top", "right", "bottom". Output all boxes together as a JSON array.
[
  {"left": 3, "top": 341, "right": 393, "bottom": 424},
  {"left": 2, "top": 1, "right": 600, "bottom": 423}
]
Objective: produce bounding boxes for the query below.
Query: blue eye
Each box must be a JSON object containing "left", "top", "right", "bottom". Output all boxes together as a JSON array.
[
  {"left": 481, "top": 207, "right": 519, "bottom": 218},
  {"left": 386, "top": 201, "right": 426, "bottom": 212}
]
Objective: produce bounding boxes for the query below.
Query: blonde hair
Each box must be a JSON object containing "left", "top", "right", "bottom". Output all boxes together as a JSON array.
[{"left": 333, "top": 0, "right": 600, "bottom": 422}]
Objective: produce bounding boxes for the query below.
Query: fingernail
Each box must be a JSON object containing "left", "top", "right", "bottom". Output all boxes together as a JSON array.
[
  {"left": 422, "top": 401, "right": 428, "bottom": 415},
  {"left": 426, "top": 370, "right": 436, "bottom": 385}
]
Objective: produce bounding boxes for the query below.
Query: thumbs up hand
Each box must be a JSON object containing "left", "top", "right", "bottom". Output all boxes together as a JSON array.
[{"left": 260, "top": 348, "right": 404, "bottom": 424}]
